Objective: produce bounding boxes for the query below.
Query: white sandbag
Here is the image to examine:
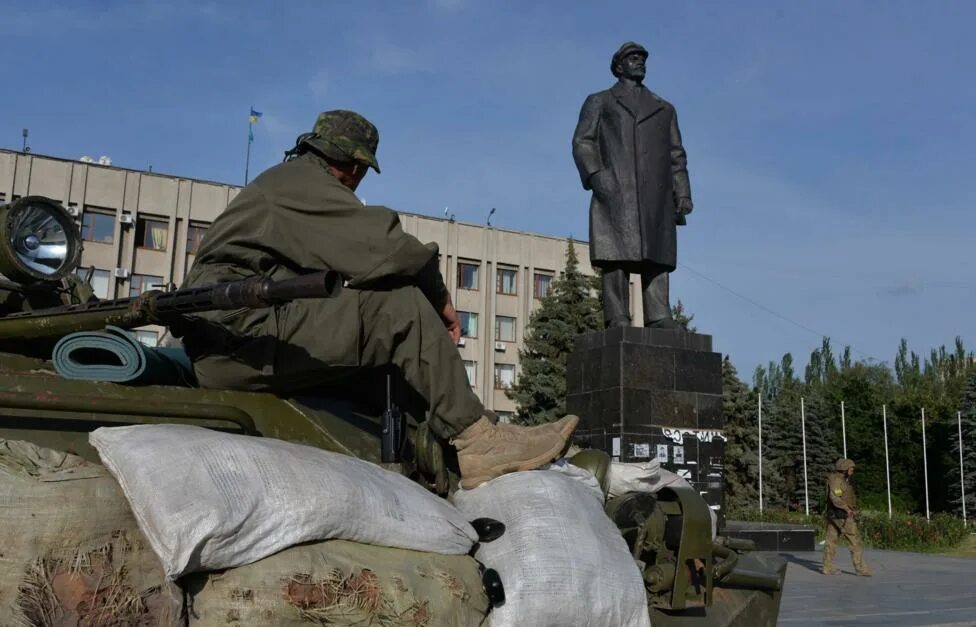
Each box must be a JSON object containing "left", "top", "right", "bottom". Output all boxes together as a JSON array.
[
  {"left": 608, "top": 459, "right": 686, "bottom": 498},
  {"left": 90, "top": 424, "right": 478, "bottom": 580},
  {"left": 0, "top": 439, "right": 182, "bottom": 625},
  {"left": 453, "top": 464, "right": 651, "bottom": 627}
]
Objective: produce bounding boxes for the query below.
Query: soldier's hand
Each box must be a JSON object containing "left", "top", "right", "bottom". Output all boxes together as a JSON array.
[
  {"left": 440, "top": 300, "right": 462, "bottom": 345},
  {"left": 676, "top": 197, "right": 693, "bottom": 215},
  {"left": 846, "top": 510, "right": 854, "bottom": 519},
  {"left": 589, "top": 170, "right": 615, "bottom": 201}
]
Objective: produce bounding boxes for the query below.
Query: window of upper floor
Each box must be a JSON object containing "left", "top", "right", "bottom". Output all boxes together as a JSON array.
[
  {"left": 136, "top": 216, "right": 168, "bottom": 251},
  {"left": 458, "top": 261, "right": 479, "bottom": 290}
]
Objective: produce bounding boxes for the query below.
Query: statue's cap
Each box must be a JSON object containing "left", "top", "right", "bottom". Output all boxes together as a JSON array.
[
  {"left": 301, "top": 110, "right": 381, "bottom": 173},
  {"left": 611, "top": 42, "right": 649, "bottom": 77},
  {"left": 835, "top": 458, "right": 855, "bottom": 471}
]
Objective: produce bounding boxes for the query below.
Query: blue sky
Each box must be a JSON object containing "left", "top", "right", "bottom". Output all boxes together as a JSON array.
[{"left": 4, "top": 0, "right": 976, "bottom": 380}]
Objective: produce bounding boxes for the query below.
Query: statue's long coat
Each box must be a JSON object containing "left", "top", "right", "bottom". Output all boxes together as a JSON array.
[{"left": 572, "top": 82, "right": 691, "bottom": 270}]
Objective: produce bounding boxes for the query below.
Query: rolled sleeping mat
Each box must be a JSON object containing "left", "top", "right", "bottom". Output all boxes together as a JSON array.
[{"left": 52, "top": 326, "right": 195, "bottom": 386}]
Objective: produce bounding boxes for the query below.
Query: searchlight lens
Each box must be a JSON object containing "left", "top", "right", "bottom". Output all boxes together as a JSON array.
[{"left": 0, "top": 196, "right": 81, "bottom": 283}]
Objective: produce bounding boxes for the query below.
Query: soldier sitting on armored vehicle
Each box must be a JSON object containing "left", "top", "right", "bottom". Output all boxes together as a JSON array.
[{"left": 179, "top": 110, "right": 577, "bottom": 488}]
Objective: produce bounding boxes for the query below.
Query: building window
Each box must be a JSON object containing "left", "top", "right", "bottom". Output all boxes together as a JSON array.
[
  {"left": 464, "top": 360, "right": 477, "bottom": 387},
  {"left": 496, "top": 411, "right": 514, "bottom": 424},
  {"left": 458, "top": 261, "right": 479, "bottom": 290},
  {"left": 496, "top": 268, "right": 517, "bottom": 295},
  {"left": 135, "top": 216, "right": 168, "bottom": 251},
  {"left": 458, "top": 311, "right": 479, "bottom": 338},
  {"left": 534, "top": 273, "right": 553, "bottom": 299},
  {"left": 0, "top": 192, "right": 6, "bottom": 204},
  {"left": 186, "top": 223, "right": 208, "bottom": 255},
  {"left": 132, "top": 329, "right": 158, "bottom": 347},
  {"left": 495, "top": 315, "right": 516, "bottom": 342},
  {"left": 80, "top": 210, "right": 115, "bottom": 244},
  {"left": 76, "top": 268, "right": 111, "bottom": 299},
  {"left": 494, "top": 363, "right": 516, "bottom": 389},
  {"left": 129, "top": 273, "right": 164, "bottom": 297}
]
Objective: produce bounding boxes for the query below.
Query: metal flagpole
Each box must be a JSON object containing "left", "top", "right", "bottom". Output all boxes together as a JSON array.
[
  {"left": 244, "top": 106, "right": 254, "bottom": 186},
  {"left": 841, "top": 400, "right": 847, "bottom": 459},
  {"left": 758, "top": 392, "right": 763, "bottom": 514},
  {"left": 922, "top": 407, "right": 930, "bottom": 521},
  {"left": 960, "top": 411, "right": 968, "bottom": 527},
  {"left": 801, "top": 396, "right": 809, "bottom": 516},
  {"left": 883, "top": 404, "right": 892, "bottom": 519}
]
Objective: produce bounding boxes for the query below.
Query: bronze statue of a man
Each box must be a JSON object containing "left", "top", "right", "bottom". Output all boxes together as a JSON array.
[{"left": 572, "top": 41, "right": 693, "bottom": 329}]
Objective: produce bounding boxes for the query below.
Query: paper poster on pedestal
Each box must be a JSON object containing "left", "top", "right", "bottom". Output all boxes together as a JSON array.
[{"left": 673, "top": 445, "right": 685, "bottom": 464}]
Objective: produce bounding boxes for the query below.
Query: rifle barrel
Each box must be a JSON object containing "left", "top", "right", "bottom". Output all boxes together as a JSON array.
[{"left": 0, "top": 270, "right": 342, "bottom": 342}]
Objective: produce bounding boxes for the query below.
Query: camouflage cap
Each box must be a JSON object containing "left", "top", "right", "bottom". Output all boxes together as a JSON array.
[
  {"left": 303, "top": 110, "right": 380, "bottom": 173},
  {"left": 835, "top": 458, "right": 855, "bottom": 472},
  {"left": 611, "top": 41, "right": 648, "bottom": 77}
]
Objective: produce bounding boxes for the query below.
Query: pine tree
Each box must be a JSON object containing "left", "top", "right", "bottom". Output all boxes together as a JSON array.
[
  {"left": 507, "top": 240, "right": 602, "bottom": 425},
  {"left": 722, "top": 356, "right": 759, "bottom": 512},
  {"left": 761, "top": 353, "right": 804, "bottom": 508},
  {"left": 793, "top": 392, "right": 839, "bottom": 512},
  {"left": 948, "top": 369, "right": 976, "bottom": 517},
  {"left": 799, "top": 340, "right": 842, "bottom": 511},
  {"left": 671, "top": 300, "right": 697, "bottom": 333}
]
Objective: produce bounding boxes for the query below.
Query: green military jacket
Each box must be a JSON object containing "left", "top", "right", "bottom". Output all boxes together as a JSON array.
[
  {"left": 182, "top": 152, "right": 448, "bottom": 357},
  {"left": 825, "top": 471, "right": 856, "bottom": 519}
]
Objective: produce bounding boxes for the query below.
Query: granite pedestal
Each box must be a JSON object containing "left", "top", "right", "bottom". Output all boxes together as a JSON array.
[
  {"left": 721, "top": 521, "right": 816, "bottom": 552},
  {"left": 567, "top": 327, "right": 726, "bottom": 518}
]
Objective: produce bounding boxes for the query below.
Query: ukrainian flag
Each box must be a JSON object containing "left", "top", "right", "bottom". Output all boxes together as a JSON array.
[{"left": 249, "top": 108, "right": 263, "bottom": 124}]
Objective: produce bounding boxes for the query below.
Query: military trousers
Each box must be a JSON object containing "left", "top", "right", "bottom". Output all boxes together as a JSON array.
[
  {"left": 822, "top": 517, "right": 867, "bottom": 573},
  {"left": 192, "top": 284, "right": 486, "bottom": 440},
  {"left": 600, "top": 263, "right": 671, "bottom": 327}
]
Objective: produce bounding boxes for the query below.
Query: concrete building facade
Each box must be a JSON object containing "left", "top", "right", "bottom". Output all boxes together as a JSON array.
[{"left": 0, "top": 149, "right": 643, "bottom": 417}]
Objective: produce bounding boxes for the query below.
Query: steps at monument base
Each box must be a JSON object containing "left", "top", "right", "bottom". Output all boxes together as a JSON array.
[{"left": 721, "top": 521, "right": 817, "bottom": 552}]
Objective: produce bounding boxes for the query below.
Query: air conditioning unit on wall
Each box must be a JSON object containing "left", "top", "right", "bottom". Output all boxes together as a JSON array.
[
  {"left": 494, "top": 342, "right": 507, "bottom": 351},
  {"left": 113, "top": 267, "right": 130, "bottom": 279},
  {"left": 119, "top": 214, "right": 134, "bottom": 225}
]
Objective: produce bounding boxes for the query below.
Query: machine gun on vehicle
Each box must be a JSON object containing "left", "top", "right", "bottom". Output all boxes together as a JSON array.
[{"left": 0, "top": 195, "right": 342, "bottom": 347}]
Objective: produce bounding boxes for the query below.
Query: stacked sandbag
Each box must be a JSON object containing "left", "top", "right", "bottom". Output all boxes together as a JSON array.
[
  {"left": 184, "top": 539, "right": 489, "bottom": 626},
  {"left": 89, "top": 424, "right": 479, "bottom": 579},
  {"left": 608, "top": 459, "right": 685, "bottom": 497},
  {"left": 453, "top": 463, "right": 651, "bottom": 627},
  {"left": 0, "top": 439, "right": 182, "bottom": 625}
]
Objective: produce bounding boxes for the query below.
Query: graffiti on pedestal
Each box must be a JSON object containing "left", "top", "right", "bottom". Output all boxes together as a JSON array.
[{"left": 661, "top": 427, "right": 727, "bottom": 444}]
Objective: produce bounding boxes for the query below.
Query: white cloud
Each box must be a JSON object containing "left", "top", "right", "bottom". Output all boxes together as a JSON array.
[
  {"left": 307, "top": 69, "right": 330, "bottom": 99},
  {"left": 430, "top": 0, "right": 465, "bottom": 9},
  {"left": 369, "top": 42, "right": 432, "bottom": 75}
]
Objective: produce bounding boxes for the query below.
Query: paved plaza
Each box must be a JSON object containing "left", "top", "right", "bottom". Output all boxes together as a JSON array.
[{"left": 776, "top": 547, "right": 976, "bottom": 626}]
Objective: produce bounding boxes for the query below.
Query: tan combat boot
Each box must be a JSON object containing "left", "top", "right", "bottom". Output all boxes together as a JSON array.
[
  {"left": 495, "top": 415, "right": 580, "bottom": 441},
  {"left": 453, "top": 415, "right": 579, "bottom": 489}
]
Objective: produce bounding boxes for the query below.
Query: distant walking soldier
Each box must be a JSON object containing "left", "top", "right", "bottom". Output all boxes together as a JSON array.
[{"left": 822, "top": 458, "right": 872, "bottom": 576}]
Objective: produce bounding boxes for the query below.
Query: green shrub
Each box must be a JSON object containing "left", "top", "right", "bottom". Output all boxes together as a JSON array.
[
  {"left": 857, "top": 511, "right": 968, "bottom": 552},
  {"left": 856, "top": 492, "right": 913, "bottom": 514},
  {"left": 727, "top": 508, "right": 968, "bottom": 551}
]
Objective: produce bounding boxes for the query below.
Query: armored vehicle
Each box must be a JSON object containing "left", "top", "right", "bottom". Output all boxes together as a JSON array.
[{"left": 0, "top": 196, "right": 786, "bottom": 625}]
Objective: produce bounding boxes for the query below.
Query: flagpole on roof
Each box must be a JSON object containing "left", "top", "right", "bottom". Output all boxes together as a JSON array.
[
  {"left": 244, "top": 105, "right": 253, "bottom": 186},
  {"left": 244, "top": 107, "right": 263, "bottom": 186}
]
